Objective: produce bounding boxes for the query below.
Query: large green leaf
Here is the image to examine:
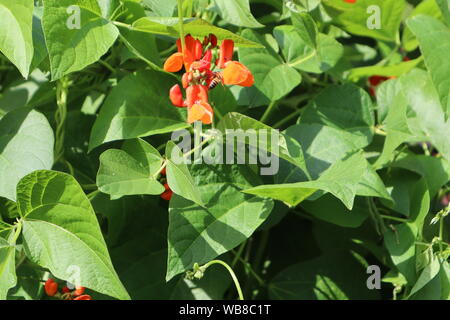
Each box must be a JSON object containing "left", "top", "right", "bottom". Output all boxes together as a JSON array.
[
  {"left": 0, "top": 0, "right": 34, "bottom": 78},
  {"left": 436, "top": 0, "right": 450, "bottom": 26},
  {"left": 89, "top": 70, "right": 189, "bottom": 151},
  {"left": 132, "top": 17, "right": 262, "bottom": 48},
  {"left": 42, "top": 0, "right": 119, "bottom": 80},
  {"left": 0, "top": 108, "right": 54, "bottom": 201},
  {"left": 322, "top": 0, "right": 405, "bottom": 42},
  {"left": 166, "top": 164, "right": 273, "bottom": 280},
  {"left": 0, "top": 235, "right": 17, "bottom": 300},
  {"left": 97, "top": 139, "right": 165, "bottom": 199},
  {"left": 237, "top": 29, "right": 302, "bottom": 103},
  {"left": 18, "top": 170, "right": 130, "bottom": 300},
  {"left": 407, "top": 15, "right": 450, "bottom": 116},
  {"left": 213, "top": 0, "right": 264, "bottom": 28},
  {"left": 244, "top": 152, "right": 387, "bottom": 210},
  {"left": 166, "top": 141, "right": 203, "bottom": 206}
]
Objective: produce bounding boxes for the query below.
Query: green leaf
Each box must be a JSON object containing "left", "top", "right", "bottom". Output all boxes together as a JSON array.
[
  {"left": 402, "top": 0, "right": 442, "bottom": 52},
  {"left": 213, "top": 0, "right": 264, "bottom": 28},
  {"left": 323, "top": 0, "right": 405, "bottom": 42},
  {"left": 42, "top": 0, "right": 119, "bottom": 80},
  {"left": 436, "top": 0, "right": 450, "bottom": 26},
  {"left": 0, "top": 0, "right": 34, "bottom": 78},
  {"left": 142, "top": 0, "right": 177, "bottom": 17},
  {"left": 299, "top": 84, "right": 375, "bottom": 149},
  {"left": 348, "top": 58, "right": 423, "bottom": 82},
  {"left": 0, "top": 108, "right": 54, "bottom": 201},
  {"left": 97, "top": 139, "right": 165, "bottom": 199},
  {"left": 301, "top": 195, "right": 370, "bottom": 228},
  {"left": 166, "top": 164, "right": 273, "bottom": 280},
  {"left": 409, "top": 256, "right": 441, "bottom": 297},
  {"left": 132, "top": 17, "right": 263, "bottom": 48},
  {"left": 18, "top": 170, "right": 130, "bottom": 300},
  {"left": 407, "top": 15, "right": 450, "bottom": 116},
  {"left": 217, "top": 112, "right": 308, "bottom": 175},
  {"left": 384, "top": 223, "right": 418, "bottom": 284},
  {"left": 237, "top": 29, "right": 302, "bottom": 103},
  {"left": 244, "top": 152, "right": 382, "bottom": 210},
  {"left": 391, "top": 153, "right": 450, "bottom": 198},
  {"left": 0, "top": 236, "right": 17, "bottom": 300},
  {"left": 274, "top": 25, "right": 343, "bottom": 74},
  {"left": 166, "top": 141, "right": 204, "bottom": 206},
  {"left": 269, "top": 251, "right": 379, "bottom": 300},
  {"left": 89, "top": 70, "right": 189, "bottom": 151},
  {"left": 291, "top": 12, "right": 318, "bottom": 48},
  {"left": 108, "top": 198, "right": 231, "bottom": 299}
]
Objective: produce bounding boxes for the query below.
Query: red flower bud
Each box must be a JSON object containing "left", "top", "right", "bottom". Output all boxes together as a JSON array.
[
  {"left": 44, "top": 279, "right": 58, "bottom": 297},
  {"left": 62, "top": 286, "right": 71, "bottom": 294},
  {"left": 74, "top": 286, "right": 85, "bottom": 296},
  {"left": 209, "top": 34, "right": 218, "bottom": 48},
  {"left": 73, "top": 295, "right": 92, "bottom": 300},
  {"left": 169, "top": 84, "right": 185, "bottom": 107}
]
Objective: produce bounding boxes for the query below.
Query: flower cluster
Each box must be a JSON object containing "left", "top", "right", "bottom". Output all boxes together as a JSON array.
[
  {"left": 164, "top": 34, "right": 254, "bottom": 124},
  {"left": 44, "top": 278, "right": 92, "bottom": 300}
]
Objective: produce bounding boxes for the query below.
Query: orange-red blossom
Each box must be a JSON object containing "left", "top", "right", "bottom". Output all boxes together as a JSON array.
[{"left": 164, "top": 34, "right": 254, "bottom": 125}]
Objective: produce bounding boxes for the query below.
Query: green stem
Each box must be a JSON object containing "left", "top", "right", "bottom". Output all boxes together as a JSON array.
[
  {"left": 231, "top": 252, "right": 265, "bottom": 286},
  {"left": 54, "top": 78, "right": 69, "bottom": 163},
  {"left": 177, "top": 0, "right": 186, "bottom": 52},
  {"left": 231, "top": 242, "right": 246, "bottom": 268},
  {"left": 260, "top": 101, "right": 278, "bottom": 124},
  {"left": 273, "top": 108, "right": 302, "bottom": 129},
  {"left": 439, "top": 217, "right": 444, "bottom": 254},
  {"left": 11, "top": 220, "right": 22, "bottom": 245},
  {"left": 203, "top": 260, "right": 244, "bottom": 300},
  {"left": 379, "top": 214, "right": 410, "bottom": 223}
]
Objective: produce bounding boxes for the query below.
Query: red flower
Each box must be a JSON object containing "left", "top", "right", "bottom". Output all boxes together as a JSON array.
[
  {"left": 73, "top": 295, "right": 92, "bottom": 300},
  {"left": 344, "top": 0, "right": 357, "bottom": 3},
  {"left": 163, "top": 35, "right": 254, "bottom": 125},
  {"left": 217, "top": 39, "right": 234, "bottom": 69},
  {"left": 44, "top": 279, "right": 58, "bottom": 297},
  {"left": 223, "top": 61, "right": 254, "bottom": 87}
]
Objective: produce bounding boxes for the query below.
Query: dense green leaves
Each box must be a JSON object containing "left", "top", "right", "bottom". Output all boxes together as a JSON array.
[
  {"left": 0, "top": 108, "right": 54, "bottom": 201},
  {"left": 0, "top": 0, "right": 34, "bottom": 78},
  {"left": 0, "top": 0, "right": 448, "bottom": 302},
  {"left": 42, "top": 0, "right": 119, "bottom": 80},
  {"left": 18, "top": 170, "right": 130, "bottom": 300}
]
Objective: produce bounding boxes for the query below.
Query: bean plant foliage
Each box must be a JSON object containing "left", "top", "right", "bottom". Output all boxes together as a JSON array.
[{"left": 0, "top": 0, "right": 449, "bottom": 301}]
